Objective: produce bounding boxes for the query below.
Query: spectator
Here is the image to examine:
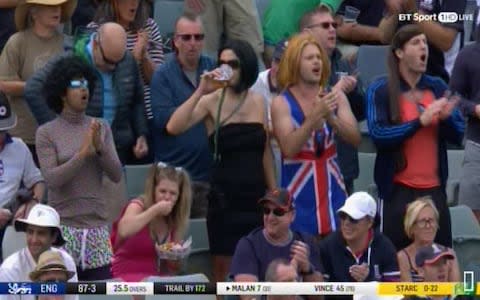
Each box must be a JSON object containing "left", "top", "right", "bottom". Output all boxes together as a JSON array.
[
  {"left": 251, "top": 40, "right": 287, "bottom": 185},
  {"left": 25, "top": 22, "right": 149, "bottom": 165},
  {"left": 0, "top": 204, "right": 78, "bottom": 300},
  {"left": 0, "top": 0, "right": 16, "bottom": 52},
  {"left": 167, "top": 39, "right": 276, "bottom": 283},
  {"left": 185, "top": 0, "right": 264, "bottom": 67},
  {"left": 262, "top": 0, "right": 343, "bottom": 67},
  {"left": 70, "top": 0, "right": 97, "bottom": 34},
  {"left": 319, "top": 192, "right": 399, "bottom": 300},
  {"left": 379, "top": 0, "right": 466, "bottom": 82},
  {"left": 35, "top": 55, "right": 123, "bottom": 280},
  {"left": 415, "top": 244, "right": 455, "bottom": 283},
  {"left": 30, "top": 250, "right": 75, "bottom": 299},
  {"left": 450, "top": 38, "right": 480, "bottom": 223},
  {"left": 0, "top": 0, "right": 77, "bottom": 163},
  {"left": 271, "top": 33, "right": 360, "bottom": 237},
  {"left": 230, "top": 189, "right": 323, "bottom": 300},
  {"left": 265, "top": 258, "right": 300, "bottom": 300},
  {"left": 300, "top": 6, "right": 365, "bottom": 195},
  {"left": 366, "top": 24, "right": 465, "bottom": 250},
  {"left": 150, "top": 13, "right": 215, "bottom": 218},
  {"left": 335, "top": 0, "right": 386, "bottom": 58},
  {"left": 111, "top": 162, "right": 192, "bottom": 281},
  {"left": 397, "top": 197, "right": 460, "bottom": 282},
  {"left": 89, "top": 0, "right": 165, "bottom": 163},
  {"left": 0, "top": 92, "right": 45, "bottom": 263}
]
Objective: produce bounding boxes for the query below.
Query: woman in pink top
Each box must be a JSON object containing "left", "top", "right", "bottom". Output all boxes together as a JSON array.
[{"left": 111, "top": 162, "right": 192, "bottom": 281}]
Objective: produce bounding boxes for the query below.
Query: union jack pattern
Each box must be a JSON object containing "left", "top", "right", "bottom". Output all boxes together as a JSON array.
[{"left": 281, "top": 90, "right": 347, "bottom": 236}]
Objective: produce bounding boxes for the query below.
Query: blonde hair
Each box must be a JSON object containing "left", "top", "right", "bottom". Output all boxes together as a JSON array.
[
  {"left": 277, "top": 33, "right": 330, "bottom": 91},
  {"left": 141, "top": 163, "right": 192, "bottom": 243},
  {"left": 404, "top": 196, "right": 439, "bottom": 239}
]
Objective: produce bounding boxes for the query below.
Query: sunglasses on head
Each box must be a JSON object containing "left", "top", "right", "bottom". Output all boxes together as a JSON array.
[
  {"left": 263, "top": 206, "right": 289, "bottom": 217},
  {"left": 157, "top": 161, "right": 183, "bottom": 172},
  {"left": 96, "top": 34, "right": 121, "bottom": 67},
  {"left": 308, "top": 21, "right": 337, "bottom": 30},
  {"left": 176, "top": 33, "right": 205, "bottom": 41},
  {"left": 218, "top": 59, "right": 240, "bottom": 70},
  {"left": 69, "top": 79, "right": 89, "bottom": 89},
  {"left": 339, "top": 213, "right": 361, "bottom": 224}
]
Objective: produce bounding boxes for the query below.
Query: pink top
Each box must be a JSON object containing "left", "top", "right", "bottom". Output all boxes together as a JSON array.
[{"left": 110, "top": 199, "right": 174, "bottom": 282}]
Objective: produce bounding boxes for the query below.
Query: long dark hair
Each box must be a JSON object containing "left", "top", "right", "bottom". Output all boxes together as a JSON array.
[
  {"left": 387, "top": 24, "right": 424, "bottom": 124},
  {"left": 93, "top": 0, "right": 150, "bottom": 31}
]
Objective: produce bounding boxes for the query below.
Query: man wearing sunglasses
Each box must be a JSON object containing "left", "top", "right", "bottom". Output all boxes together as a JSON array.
[
  {"left": 25, "top": 22, "right": 149, "bottom": 165},
  {"left": 300, "top": 6, "right": 365, "bottom": 196},
  {"left": 230, "top": 188, "right": 324, "bottom": 300},
  {"left": 150, "top": 13, "right": 216, "bottom": 218},
  {"left": 318, "top": 192, "right": 399, "bottom": 300}
]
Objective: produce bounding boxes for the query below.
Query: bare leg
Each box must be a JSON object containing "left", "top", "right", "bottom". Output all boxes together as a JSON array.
[{"left": 212, "top": 255, "right": 232, "bottom": 300}]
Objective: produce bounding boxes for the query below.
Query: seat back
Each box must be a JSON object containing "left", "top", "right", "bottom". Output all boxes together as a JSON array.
[
  {"left": 124, "top": 164, "right": 152, "bottom": 199},
  {"left": 446, "top": 150, "right": 465, "bottom": 206},
  {"left": 449, "top": 205, "right": 480, "bottom": 273},
  {"left": 153, "top": 0, "right": 185, "bottom": 39},
  {"left": 355, "top": 152, "right": 377, "bottom": 194},
  {"left": 2, "top": 226, "right": 26, "bottom": 260},
  {"left": 356, "top": 45, "right": 389, "bottom": 88}
]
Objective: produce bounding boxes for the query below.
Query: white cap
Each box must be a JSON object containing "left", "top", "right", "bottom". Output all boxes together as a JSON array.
[
  {"left": 337, "top": 192, "right": 377, "bottom": 220},
  {"left": 14, "top": 204, "right": 65, "bottom": 246}
]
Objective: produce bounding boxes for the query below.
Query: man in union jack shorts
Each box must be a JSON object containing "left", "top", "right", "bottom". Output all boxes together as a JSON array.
[{"left": 271, "top": 33, "right": 361, "bottom": 237}]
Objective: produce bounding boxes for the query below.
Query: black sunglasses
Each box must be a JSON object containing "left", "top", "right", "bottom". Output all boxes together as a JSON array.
[
  {"left": 308, "top": 21, "right": 338, "bottom": 30},
  {"left": 339, "top": 213, "right": 361, "bottom": 224},
  {"left": 263, "top": 207, "right": 289, "bottom": 217},
  {"left": 96, "top": 35, "right": 121, "bottom": 66},
  {"left": 176, "top": 33, "right": 205, "bottom": 41},
  {"left": 218, "top": 59, "right": 240, "bottom": 70}
]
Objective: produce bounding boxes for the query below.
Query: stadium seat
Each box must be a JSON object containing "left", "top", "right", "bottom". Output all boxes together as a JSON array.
[
  {"left": 354, "top": 152, "right": 377, "bottom": 195},
  {"left": 185, "top": 218, "right": 212, "bottom": 279},
  {"left": 446, "top": 150, "right": 464, "bottom": 206},
  {"left": 2, "top": 226, "right": 26, "bottom": 260},
  {"left": 356, "top": 45, "right": 389, "bottom": 88},
  {"left": 449, "top": 205, "right": 480, "bottom": 273},
  {"left": 144, "top": 273, "right": 215, "bottom": 300},
  {"left": 124, "top": 164, "right": 152, "bottom": 199},
  {"left": 153, "top": 0, "right": 185, "bottom": 39},
  {"left": 358, "top": 120, "right": 376, "bottom": 153}
]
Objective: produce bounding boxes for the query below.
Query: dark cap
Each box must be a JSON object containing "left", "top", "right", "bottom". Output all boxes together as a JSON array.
[
  {"left": 0, "top": 91, "right": 17, "bottom": 131},
  {"left": 258, "top": 188, "right": 294, "bottom": 209},
  {"left": 273, "top": 39, "right": 288, "bottom": 61},
  {"left": 415, "top": 244, "right": 454, "bottom": 267}
]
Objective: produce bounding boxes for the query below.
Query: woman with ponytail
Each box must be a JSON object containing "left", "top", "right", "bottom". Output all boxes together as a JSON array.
[{"left": 111, "top": 162, "right": 192, "bottom": 281}]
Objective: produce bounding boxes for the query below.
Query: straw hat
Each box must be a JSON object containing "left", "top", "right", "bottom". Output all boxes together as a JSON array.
[
  {"left": 29, "top": 250, "right": 75, "bottom": 281},
  {"left": 15, "top": 0, "right": 78, "bottom": 31}
]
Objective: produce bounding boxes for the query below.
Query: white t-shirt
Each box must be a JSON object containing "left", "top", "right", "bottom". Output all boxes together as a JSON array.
[
  {"left": 0, "top": 247, "right": 78, "bottom": 300},
  {"left": 0, "top": 136, "right": 43, "bottom": 207}
]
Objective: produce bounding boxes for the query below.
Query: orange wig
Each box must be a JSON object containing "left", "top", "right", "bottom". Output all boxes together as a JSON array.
[{"left": 277, "top": 33, "right": 330, "bottom": 91}]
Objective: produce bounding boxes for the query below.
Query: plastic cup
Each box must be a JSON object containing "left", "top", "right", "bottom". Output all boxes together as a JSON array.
[{"left": 344, "top": 5, "right": 360, "bottom": 23}]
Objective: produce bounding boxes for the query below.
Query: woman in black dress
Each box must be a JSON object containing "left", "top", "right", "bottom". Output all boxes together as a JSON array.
[{"left": 166, "top": 39, "right": 276, "bottom": 283}]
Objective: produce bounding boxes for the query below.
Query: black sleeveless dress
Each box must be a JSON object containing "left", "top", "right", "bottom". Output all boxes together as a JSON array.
[{"left": 207, "top": 122, "right": 267, "bottom": 255}]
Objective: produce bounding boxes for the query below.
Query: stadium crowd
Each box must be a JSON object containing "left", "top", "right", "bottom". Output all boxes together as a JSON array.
[{"left": 0, "top": 0, "right": 479, "bottom": 299}]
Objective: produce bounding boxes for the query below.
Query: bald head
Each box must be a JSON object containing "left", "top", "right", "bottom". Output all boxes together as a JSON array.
[{"left": 98, "top": 22, "right": 127, "bottom": 60}]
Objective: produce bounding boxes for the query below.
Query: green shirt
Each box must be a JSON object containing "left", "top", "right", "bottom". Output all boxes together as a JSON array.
[{"left": 262, "top": 0, "right": 343, "bottom": 44}]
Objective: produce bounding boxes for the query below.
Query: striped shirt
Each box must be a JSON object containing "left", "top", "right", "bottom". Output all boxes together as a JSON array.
[{"left": 88, "top": 18, "right": 165, "bottom": 120}]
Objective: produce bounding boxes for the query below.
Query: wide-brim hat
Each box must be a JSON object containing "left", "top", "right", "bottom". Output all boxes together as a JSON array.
[
  {"left": 0, "top": 91, "right": 17, "bottom": 131},
  {"left": 14, "top": 204, "right": 66, "bottom": 247},
  {"left": 15, "top": 0, "right": 78, "bottom": 31},
  {"left": 29, "top": 250, "right": 75, "bottom": 281}
]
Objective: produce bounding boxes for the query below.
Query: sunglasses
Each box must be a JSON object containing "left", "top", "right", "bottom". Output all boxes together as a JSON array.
[
  {"left": 69, "top": 79, "right": 89, "bottom": 89},
  {"left": 308, "top": 21, "right": 338, "bottom": 30},
  {"left": 218, "top": 59, "right": 240, "bottom": 70},
  {"left": 339, "top": 213, "right": 361, "bottom": 224},
  {"left": 263, "top": 207, "right": 289, "bottom": 217},
  {"left": 176, "top": 33, "right": 205, "bottom": 41},
  {"left": 157, "top": 161, "right": 183, "bottom": 172},
  {"left": 96, "top": 35, "right": 121, "bottom": 66}
]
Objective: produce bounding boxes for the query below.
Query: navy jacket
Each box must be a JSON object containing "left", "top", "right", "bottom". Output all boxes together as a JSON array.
[{"left": 366, "top": 75, "right": 465, "bottom": 201}]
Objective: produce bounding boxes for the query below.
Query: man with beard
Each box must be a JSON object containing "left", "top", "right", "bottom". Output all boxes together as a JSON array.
[
  {"left": 366, "top": 24, "right": 464, "bottom": 251},
  {"left": 271, "top": 33, "right": 360, "bottom": 237}
]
